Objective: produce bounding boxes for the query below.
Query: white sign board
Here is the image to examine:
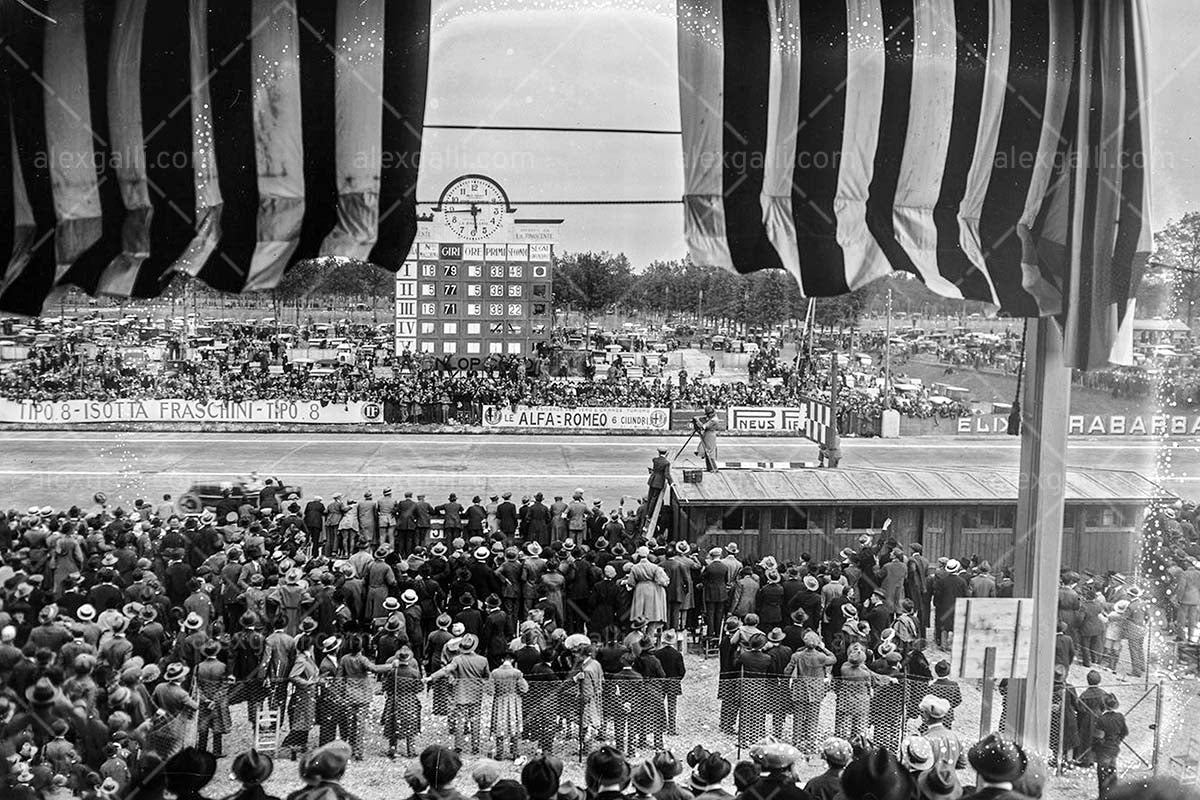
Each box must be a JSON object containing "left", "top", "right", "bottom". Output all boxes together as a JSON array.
[
  {"left": 726, "top": 406, "right": 806, "bottom": 431},
  {"left": 482, "top": 405, "right": 670, "bottom": 431},
  {"left": 951, "top": 598, "right": 1034, "bottom": 679},
  {"left": 0, "top": 399, "right": 384, "bottom": 425}
]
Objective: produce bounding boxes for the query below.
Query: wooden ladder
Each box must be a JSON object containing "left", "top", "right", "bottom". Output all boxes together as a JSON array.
[{"left": 254, "top": 708, "right": 282, "bottom": 755}]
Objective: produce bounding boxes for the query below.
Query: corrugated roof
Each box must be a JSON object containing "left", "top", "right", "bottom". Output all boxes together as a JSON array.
[{"left": 673, "top": 466, "right": 1169, "bottom": 506}]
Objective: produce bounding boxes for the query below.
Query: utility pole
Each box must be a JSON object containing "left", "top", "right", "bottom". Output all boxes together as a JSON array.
[
  {"left": 884, "top": 288, "right": 893, "bottom": 408},
  {"left": 697, "top": 287, "right": 703, "bottom": 328}
]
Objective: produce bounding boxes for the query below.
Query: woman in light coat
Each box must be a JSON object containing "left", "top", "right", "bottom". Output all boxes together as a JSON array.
[
  {"left": 628, "top": 551, "right": 670, "bottom": 637},
  {"left": 489, "top": 655, "right": 528, "bottom": 760}
]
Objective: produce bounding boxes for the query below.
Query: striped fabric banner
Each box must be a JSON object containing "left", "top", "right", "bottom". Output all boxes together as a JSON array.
[
  {"left": 678, "top": 0, "right": 1152, "bottom": 369},
  {"left": 0, "top": 0, "right": 431, "bottom": 311}
]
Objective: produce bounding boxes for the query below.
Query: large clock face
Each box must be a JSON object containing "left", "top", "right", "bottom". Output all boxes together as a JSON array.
[{"left": 440, "top": 177, "right": 507, "bottom": 241}]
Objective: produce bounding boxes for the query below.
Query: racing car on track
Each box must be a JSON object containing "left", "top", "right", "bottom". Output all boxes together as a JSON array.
[{"left": 176, "top": 474, "right": 303, "bottom": 515}]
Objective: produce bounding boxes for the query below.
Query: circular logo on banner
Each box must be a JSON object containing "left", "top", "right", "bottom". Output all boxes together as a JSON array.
[
  {"left": 483, "top": 406, "right": 504, "bottom": 426},
  {"left": 362, "top": 403, "right": 382, "bottom": 421},
  {"left": 649, "top": 410, "right": 669, "bottom": 429}
]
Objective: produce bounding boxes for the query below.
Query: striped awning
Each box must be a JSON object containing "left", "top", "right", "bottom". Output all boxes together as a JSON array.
[
  {"left": 677, "top": 0, "right": 1153, "bottom": 369},
  {"left": 0, "top": 0, "right": 430, "bottom": 314}
]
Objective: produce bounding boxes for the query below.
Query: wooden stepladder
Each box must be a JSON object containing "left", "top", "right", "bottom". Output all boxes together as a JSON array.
[{"left": 254, "top": 707, "right": 282, "bottom": 755}]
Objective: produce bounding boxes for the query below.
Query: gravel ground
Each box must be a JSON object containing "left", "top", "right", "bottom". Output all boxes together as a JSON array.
[{"left": 193, "top": 640, "right": 1198, "bottom": 800}]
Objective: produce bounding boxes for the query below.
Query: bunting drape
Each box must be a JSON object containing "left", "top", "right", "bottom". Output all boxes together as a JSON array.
[
  {"left": 677, "top": 0, "right": 1153, "bottom": 369},
  {"left": 0, "top": 0, "right": 430, "bottom": 314}
]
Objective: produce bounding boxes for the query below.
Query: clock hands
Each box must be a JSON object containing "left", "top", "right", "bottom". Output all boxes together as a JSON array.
[{"left": 469, "top": 203, "right": 481, "bottom": 235}]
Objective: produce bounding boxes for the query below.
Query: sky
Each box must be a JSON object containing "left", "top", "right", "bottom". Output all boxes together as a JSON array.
[{"left": 417, "top": 0, "right": 1200, "bottom": 268}]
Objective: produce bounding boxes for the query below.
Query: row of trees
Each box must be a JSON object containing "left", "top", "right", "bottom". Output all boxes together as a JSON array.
[{"left": 550, "top": 251, "right": 1000, "bottom": 330}]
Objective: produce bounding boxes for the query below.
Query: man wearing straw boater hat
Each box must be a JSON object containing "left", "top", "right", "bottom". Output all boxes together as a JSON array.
[{"left": 427, "top": 632, "right": 490, "bottom": 754}]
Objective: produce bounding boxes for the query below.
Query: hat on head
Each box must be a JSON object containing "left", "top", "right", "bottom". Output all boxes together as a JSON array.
[
  {"left": 750, "top": 741, "right": 798, "bottom": 771},
  {"left": 918, "top": 761, "right": 963, "bottom": 800},
  {"left": 382, "top": 596, "right": 401, "bottom": 612},
  {"left": 586, "top": 745, "right": 631, "bottom": 792},
  {"left": 321, "top": 635, "right": 342, "bottom": 653},
  {"left": 840, "top": 748, "right": 909, "bottom": 800},
  {"left": 562, "top": 539, "right": 576, "bottom": 551},
  {"left": 841, "top": 602, "right": 859, "bottom": 618},
  {"left": 232, "top": 749, "right": 274, "bottom": 786},
  {"left": 25, "top": 677, "right": 57, "bottom": 707},
  {"left": 919, "top": 694, "right": 951, "bottom": 721},
  {"left": 968, "top": 733, "right": 1028, "bottom": 784},
  {"left": 767, "top": 627, "right": 785, "bottom": 643},
  {"left": 384, "top": 618, "right": 402, "bottom": 633},
  {"left": 691, "top": 751, "right": 731, "bottom": 791},
  {"left": 675, "top": 541, "right": 690, "bottom": 555},
  {"left": 725, "top": 543, "right": 738, "bottom": 554},
  {"left": 182, "top": 612, "right": 204, "bottom": 631},
  {"left": 420, "top": 744, "right": 462, "bottom": 788},
  {"left": 945, "top": 559, "right": 962, "bottom": 574},
  {"left": 302, "top": 740, "right": 352, "bottom": 782},
  {"left": 38, "top": 603, "right": 59, "bottom": 623},
  {"left": 201, "top": 640, "right": 221, "bottom": 658},
  {"left": 490, "top": 780, "right": 527, "bottom": 800},
  {"left": 164, "top": 748, "right": 218, "bottom": 795},
  {"left": 821, "top": 737, "right": 853, "bottom": 767},
  {"left": 458, "top": 633, "right": 478, "bottom": 653},
  {"left": 471, "top": 759, "right": 503, "bottom": 790},
  {"left": 401, "top": 589, "right": 419, "bottom": 605},
  {"left": 652, "top": 751, "right": 683, "bottom": 780},
  {"left": 631, "top": 760, "right": 664, "bottom": 796},
  {"left": 900, "top": 736, "right": 934, "bottom": 772},
  {"left": 77, "top": 604, "right": 97, "bottom": 622},
  {"left": 164, "top": 662, "right": 190, "bottom": 682},
  {"left": 522, "top": 754, "right": 564, "bottom": 800},
  {"left": 474, "top": 546, "right": 490, "bottom": 561},
  {"left": 803, "top": 575, "right": 820, "bottom": 592}
]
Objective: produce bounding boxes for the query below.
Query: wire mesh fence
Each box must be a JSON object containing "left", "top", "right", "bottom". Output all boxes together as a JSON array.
[{"left": 180, "top": 670, "right": 1165, "bottom": 775}]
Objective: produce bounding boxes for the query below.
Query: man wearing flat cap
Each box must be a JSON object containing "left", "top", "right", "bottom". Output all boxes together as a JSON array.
[{"left": 692, "top": 406, "right": 720, "bottom": 472}]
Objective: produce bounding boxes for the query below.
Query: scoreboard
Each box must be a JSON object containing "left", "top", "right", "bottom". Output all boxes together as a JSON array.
[{"left": 396, "top": 176, "right": 558, "bottom": 359}]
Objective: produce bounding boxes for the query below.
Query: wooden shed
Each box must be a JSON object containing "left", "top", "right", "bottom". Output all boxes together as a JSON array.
[{"left": 670, "top": 466, "right": 1168, "bottom": 575}]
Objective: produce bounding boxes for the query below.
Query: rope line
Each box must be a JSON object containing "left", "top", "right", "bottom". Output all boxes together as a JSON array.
[{"left": 425, "top": 123, "right": 682, "bottom": 136}]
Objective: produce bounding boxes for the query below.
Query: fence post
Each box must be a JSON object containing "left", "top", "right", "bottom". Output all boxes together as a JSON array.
[
  {"left": 899, "top": 674, "right": 909, "bottom": 759},
  {"left": 1054, "top": 681, "right": 1066, "bottom": 776},
  {"left": 736, "top": 670, "right": 744, "bottom": 761},
  {"left": 1153, "top": 682, "right": 1164, "bottom": 776}
]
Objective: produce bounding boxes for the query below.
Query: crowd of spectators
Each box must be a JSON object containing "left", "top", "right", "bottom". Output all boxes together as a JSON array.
[
  {"left": 0, "top": 341, "right": 973, "bottom": 423},
  {"left": 0, "top": 473, "right": 1188, "bottom": 800}
]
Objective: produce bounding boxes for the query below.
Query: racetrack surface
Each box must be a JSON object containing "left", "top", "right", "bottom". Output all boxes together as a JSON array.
[{"left": 0, "top": 431, "right": 1182, "bottom": 511}]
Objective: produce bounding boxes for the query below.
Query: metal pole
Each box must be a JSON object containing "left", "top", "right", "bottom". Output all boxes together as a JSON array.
[
  {"left": 1005, "top": 318, "right": 1071, "bottom": 753},
  {"left": 884, "top": 289, "right": 893, "bottom": 407},
  {"left": 1152, "top": 682, "right": 1163, "bottom": 775}
]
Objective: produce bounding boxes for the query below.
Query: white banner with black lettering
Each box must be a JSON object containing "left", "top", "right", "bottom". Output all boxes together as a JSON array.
[
  {"left": 726, "top": 406, "right": 807, "bottom": 432},
  {"left": 0, "top": 399, "right": 384, "bottom": 424},
  {"left": 482, "top": 405, "right": 670, "bottom": 431},
  {"left": 958, "top": 413, "right": 1200, "bottom": 436}
]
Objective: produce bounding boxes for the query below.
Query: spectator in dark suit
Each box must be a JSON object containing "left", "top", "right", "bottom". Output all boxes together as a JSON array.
[
  {"left": 396, "top": 491, "right": 418, "bottom": 553},
  {"left": 437, "top": 494, "right": 464, "bottom": 541},
  {"left": 496, "top": 493, "right": 519, "bottom": 540},
  {"left": 525, "top": 493, "right": 551, "bottom": 547}
]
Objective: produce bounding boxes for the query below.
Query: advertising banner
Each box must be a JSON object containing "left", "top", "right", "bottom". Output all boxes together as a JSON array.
[
  {"left": 726, "top": 406, "right": 807, "bottom": 432},
  {"left": 482, "top": 405, "right": 670, "bottom": 431},
  {"left": 0, "top": 399, "right": 384, "bottom": 425},
  {"left": 958, "top": 413, "right": 1200, "bottom": 436}
]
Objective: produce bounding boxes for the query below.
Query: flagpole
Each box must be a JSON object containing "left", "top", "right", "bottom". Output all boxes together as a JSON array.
[{"left": 1005, "top": 317, "right": 1071, "bottom": 753}]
